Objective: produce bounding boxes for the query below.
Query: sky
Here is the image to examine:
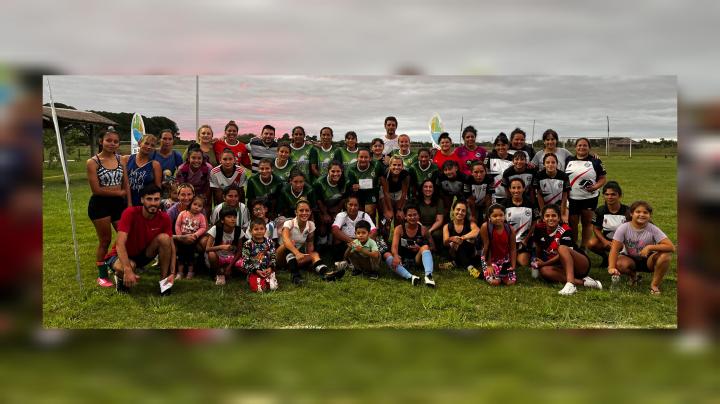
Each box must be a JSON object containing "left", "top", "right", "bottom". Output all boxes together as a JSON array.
[{"left": 43, "top": 75, "right": 677, "bottom": 143}]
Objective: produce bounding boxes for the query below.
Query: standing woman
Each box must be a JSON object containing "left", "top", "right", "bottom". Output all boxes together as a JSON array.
[
  {"left": 508, "top": 127, "right": 536, "bottom": 163},
  {"left": 346, "top": 148, "right": 381, "bottom": 217},
  {"left": 565, "top": 137, "right": 607, "bottom": 249},
  {"left": 125, "top": 133, "right": 162, "bottom": 207},
  {"left": 380, "top": 156, "right": 410, "bottom": 225},
  {"left": 485, "top": 132, "right": 514, "bottom": 205},
  {"left": 432, "top": 132, "right": 461, "bottom": 170},
  {"left": 389, "top": 204, "right": 437, "bottom": 287},
  {"left": 443, "top": 200, "right": 481, "bottom": 277},
  {"left": 311, "top": 127, "right": 337, "bottom": 180},
  {"left": 87, "top": 128, "right": 129, "bottom": 287},
  {"left": 464, "top": 161, "right": 494, "bottom": 224},
  {"left": 273, "top": 143, "right": 296, "bottom": 182},
  {"left": 289, "top": 126, "right": 314, "bottom": 181},
  {"left": 454, "top": 125, "right": 487, "bottom": 176},
  {"left": 588, "top": 181, "right": 628, "bottom": 266},
  {"left": 530, "top": 129, "right": 572, "bottom": 172},
  {"left": 417, "top": 179, "right": 445, "bottom": 252},
  {"left": 187, "top": 124, "right": 219, "bottom": 167},
  {"left": 333, "top": 130, "right": 360, "bottom": 173},
  {"left": 533, "top": 153, "right": 570, "bottom": 222},
  {"left": 176, "top": 143, "right": 214, "bottom": 207},
  {"left": 213, "top": 120, "right": 251, "bottom": 170}
]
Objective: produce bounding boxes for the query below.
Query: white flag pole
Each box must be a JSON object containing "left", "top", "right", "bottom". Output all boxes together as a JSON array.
[{"left": 46, "top": 77, "right": 83, "bottom": 291}]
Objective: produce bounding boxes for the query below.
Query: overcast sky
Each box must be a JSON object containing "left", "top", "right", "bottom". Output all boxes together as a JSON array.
[{"left": 43, "top": 75, "right": 676, "bottom": 143}]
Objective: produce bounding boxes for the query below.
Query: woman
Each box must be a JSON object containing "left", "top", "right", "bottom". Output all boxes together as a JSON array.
[
  {"left": 289, "top": 126, "right": 314, "bottom": 181},
  {"left": 331, "top": 195, "right": 376, "bottom": 261},
  {"left": 273, "top": 143, "right": 296, "bottom": 182},
  {"left": 588, "top": 181, "right": 628, "bottom": 266},
  {"left": 608, "top": 201, "right": 675, "bottom": 295},
  {"left": 389, "top": 204, "right": 436, "bottom": 287},
  {"left": 465, "top": 161, "right": 493, "bottom": 224},
  {"left": 530, "top": 129, "right": 572, "bottom": 172},
  {"left": 432, "top": 132, "right": 461, "bottom": 170},
  {"left": 503, "top": 178, "right": 537, "bottom": 267},
  {"left": 176, "top": 143, "right": 213, "bottom": 206},
  {"left": 381, "top": 156, "right": 410, "bottom": 225},
  {"left": 209, "top": 148, "right": 249, "bottom": 206},
  {"left": 213, "top": 120, "right": 251, "bottom": 170},
  {"left": 533, "top": 153, "right": 570, "bottom": 222},
  {"left": 508, "top": 127, "right": 536, "bottom": 163},
  {"left": 566, "top": 137, "right": 607, "bottom": 249},
  {"left": 187, "top": 124, "right": 218, "bottom": 167},
  {"left": 533, "top": 204, "right": 603, "bottom": 295},
  {"left": 311, "top": 127, "right": 337, "bottom": 179},
  {"left": 453, "top": 125, "right": 487, "bottom": 176},
  {"left": 408, "top": 148, "right": 439, "bottom": 200},
  {"left": 391, "top": 134, "right": 417, "bottom": 168},
  {"left": 246, "top": 158, "right": 284, "bottom": 216},
  {"left": 417, "top": 179, "right": 445, "bottom": 251},
  {"left": 125, "top": 133, "right": 162, "bottom": 206},
  {"left": 277, "top": 199, "right": 343, "bottom": 285},
  {"left": 485, "top": 132, "right": 513, "bottom": 205},
  {"left": 333, "top": 131, "right": 360, "bottom": 172},
  {"left": 277, "top": 170, "right": 314, "bottom": 219},
  {"left": 86, "top": 128, "right": 129, "bottom": 287},
  {"left": 501, "top": 151, "right": 536, "bottom": 203},
  {"left": 370, "top": 138, "right": 387, "bottom": 167},
  {"left": 347, "top": 148, "right": 381, "bottom": 217},
  {"left": 152, "top": 129, "right": 183, "bottom": 185},
  {"left": 312, "top": 161, "right": 348, "bottom": 245},
  {"left": 443, "top": 200, "right": 481, "bottom": 276}
]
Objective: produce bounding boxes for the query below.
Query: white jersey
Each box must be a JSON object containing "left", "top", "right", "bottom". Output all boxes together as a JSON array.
[
  {"left": 210, "top": 202, "right": 250, "bottom": 232},
  {"left": 487, "top": 156, "right": 513, "bottom": 201},
  {"left": 283, "top": 218, "right": 316, "bottom": 249},
  {"left": 332, "top": 211, "right": 376, "bottom": 238},
  {"left": 565, "top": 157, "right": 605, "bottom": 200},
  {"left": 209, "top": 164, "right": 249, "bottom": 190}
]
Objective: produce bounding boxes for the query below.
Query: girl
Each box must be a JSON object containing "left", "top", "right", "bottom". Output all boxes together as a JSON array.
[
  {"left": 389, "top": 204, "right": 436, "bottom": 287},
  {"left": 502, "top": 151, "right": 536, "bottom": 203},
  {"left": 533, "top": 153, "right": 570, "bottom": 222},
  {"left": 533, "top": 204, "right": 602, "bottom": 295},
  {"left": 608, "top": 201, "right": 675, "bottom": 295},
  {"left": 391, "top": 134, "right": 417, "bottom": 168},
  {"left": 465, "top": 161, "right": 494, "bottom": 224},
  {"left": 213, "top": 120, "right": 251, "bottom": 170},
  {"left": 273, "top": 143, "right": 296, "bottom": 182},
  {"left": 246, "top": 158, "right": 283, "bottom": 216},
  {"left": 454, "top": 125, "right": 487, "bottom": 176},
  {"left": 242, "top": 219, "right": 278, "bottom": 293},
  {"left": 566, "top": 138, "right": 607, "bottom": 249},
  {"left": 168, "top": 183, "right": 194, "bottom": 233},
  {"left": 435, "top": 160, "right": 468, "bottom": 220},
  {"left": 432, "top": 132, "right": 461, "bottom": 170},
  {"left": 312, "top": 161, "right": 348, "bottom": 245},
  {"left": 381, "top": 156, "right": 410, "bottom": 224},
  {"left": 417, "top": 179, "right": 445, "bottom": 252},
  {"left": 347, "top": 148, "right": 381, "bottom": 217},
  {"left": 588, "top": 181, "right": 628, "bottom": 266},
  {"left": 508, "top": 127, "right": 536, "bottom": 163},
  {"left": 277, "top": 199, "right": 343, "bottom": 285},
  {"left": 246, "top": 199, "right": 277, "bottom": 243},
  {"left": 530, "top": 129, "right": 572, "bottom": 172},
  {"left": 176, "top": 143, "right": 213, "bottom": 206},
  {"left": 289, "top": 126, "right": 314, "bottom": 181},
  {"left": 210, "top": 184, "right": 250, "bottom": 234},
  {"left": 278, "top": 170, "right": 314, "bottom": 219},
  {"left": 408, "top": 148, "right": 439, "bottom": 200},
  {"left": 479, "top": 204, "right": 517, "bottom": 286},
  {"left": 333, "top": 131, "right": 360, "bottom": 172},
  {"left": 187, "top": 124, "right": 218, "bottom": 167},
  {"left": 125, "top": 133, "right": 162, "bottom": 206},
  {"left": 486, "top": 132, "right": 514, "bottom": 205},
  {"left": 86, "top": 128, "right": 129, "bottom": 287},
  {"left": 206, "top": 206, "right": 245, "bottom": 286},
  {"left": 174, "top": 195, "right": 208, "bottom": 279},
  {"left": 502, "top": 178, "right": 537, "bottom": 267},
  {"left": 370, "top": 138, "right": 387, "bottom": 167},
  {"left": 311, "top": 127, "right": 337, "bottom": 179},
  {"left": 210, "top": 148, "right": 248, "bottom": 206},
  {"left": 442, "top": 200, "right": 481, "bottom": 278}
]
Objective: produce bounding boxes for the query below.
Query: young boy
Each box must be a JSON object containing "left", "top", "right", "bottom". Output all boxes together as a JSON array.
[
  {"left": 242, "top": 218, "right": 278, "bottom": 292},
  {"left": 336, "top": 220, "right": 381, "bottom": 280}
]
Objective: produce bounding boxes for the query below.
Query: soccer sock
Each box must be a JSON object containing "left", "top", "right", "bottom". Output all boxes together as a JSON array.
[
  {"left": 313, "top": 261, "right": 328, "bottom": 274},
  {"left": 96, "top": 261, "right": 109, "bottom": 278},
  {"left": 386, "top": 255, "right": 411, "bottom": 279},
  {"left": 421, "top": 250, "right": 434, "bottom": 276},
  {"left": 286, "top": 253, "right": 299, "bottom": 276}
]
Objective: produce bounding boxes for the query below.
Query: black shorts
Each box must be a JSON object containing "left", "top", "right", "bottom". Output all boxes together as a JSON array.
[
  {"left": 105, "top": 252, "right": 155, "bottom": 270},
  {"left": 569, "top": 196, "right": 599, "bottom": 215},
  {"left": 516, "top": 241, "right": 531, "bottom": 254},
  {"left": 624, "top": 254, "right": 653, "bottom": 272},
  {"left": 88, "top": 195, "right": 126, "bottom": 222}
]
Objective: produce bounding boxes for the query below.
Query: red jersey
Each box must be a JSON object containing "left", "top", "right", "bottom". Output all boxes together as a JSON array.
[
  {"left": 106, "top": 206, "right": 172, "bottom": 259},
  {"left": 433, "top": 150, "right": 462, "bottom": 171},
  {"left": 214, "top": 140, "right": 251, "bottom": 169}
]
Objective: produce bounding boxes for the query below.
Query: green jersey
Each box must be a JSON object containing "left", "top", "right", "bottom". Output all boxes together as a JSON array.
[
  {"left": 311, "top": 144, "right": 336, "bottom": 179},
  {"left": 312, "top": 175, "right": 348, "bottom": 210},
  {"left": 277, "top": 183, "right": 314, "bottom": 217},
  {"left": 407, "top": 160, "right": 439, "bottom": 199},
  {"left": 346, "top": 160, "right": 383, "bottom": 205},
  {"left": 246, "top": 173, "right": 283, "bottom": 213},
  {"left": 333, "top": 147, "right": 359, "bottom": 174},
  {"left": 272, "top": 158, "right": 296, "bottom": 182},
  {"left": 290, "top": 143, "right": 314, "bottom": 181},
  {"left": 391, "top": 149, "right": 417, "bottom": 169}
]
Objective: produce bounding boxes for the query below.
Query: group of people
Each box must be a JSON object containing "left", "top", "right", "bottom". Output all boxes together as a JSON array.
[{"left": 86, "top": 117, "right": 675, "bottom": 296}]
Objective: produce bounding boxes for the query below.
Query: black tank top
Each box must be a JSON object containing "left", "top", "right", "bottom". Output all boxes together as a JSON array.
[
  {"left": 399, "top": 223, "right": 427, "bottom": 258},
  {"left": 448, "top": 219, "right": 471, "bottom": 238}
]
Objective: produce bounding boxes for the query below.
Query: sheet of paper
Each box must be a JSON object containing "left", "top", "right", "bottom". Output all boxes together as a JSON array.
[
  {"left": 359, "top": 178, "right": 373, "bottom": 189},
  {"left": 159, "top": 276, "right": 173, "bottom": 293}
]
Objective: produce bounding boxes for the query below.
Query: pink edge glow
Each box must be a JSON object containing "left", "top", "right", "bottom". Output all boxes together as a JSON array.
[{"left": 178, "top": 119, "right": 309, "bottom": 141}]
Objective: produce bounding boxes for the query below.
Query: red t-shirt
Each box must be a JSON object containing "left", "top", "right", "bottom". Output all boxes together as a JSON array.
[
  {"left": 106, "top": 206, "right": 172, "bottom": 259},
  {"left": 433, "top": 150, "right": 462, "bottom": 171},
  {"left": 489, "top": 225, "right": 510, "bottom": 261},
  {"left": 214, "top": 140, "right": 251, "bottom": 169}
]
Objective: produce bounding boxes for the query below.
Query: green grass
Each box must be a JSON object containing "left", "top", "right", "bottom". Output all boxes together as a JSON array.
[{"left": 43, "top": 155, "right": 676, "bottom": 329}]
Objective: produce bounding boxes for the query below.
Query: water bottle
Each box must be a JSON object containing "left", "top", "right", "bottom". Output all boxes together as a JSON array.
[{"left": 611, "top": 274, "right": 621, "bottom": 291}]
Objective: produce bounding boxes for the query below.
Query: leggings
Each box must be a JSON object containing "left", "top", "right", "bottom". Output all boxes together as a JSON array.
[{"left": 451, "top": 241, "right": 476, "bottom": 268}]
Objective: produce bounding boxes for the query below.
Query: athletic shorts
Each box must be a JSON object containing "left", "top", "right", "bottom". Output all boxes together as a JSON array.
[
  {"left": 516, "top": 241, "right": 532, "bottom": 254},
  {"left": 88, "top": 195, "right": 126, "bottom": 221},
  {"left": 105, "top": 252, "right": 155, "bottom": 270},
  {"left": 623, "top": 254, "right": 652, "bottom": 272},
  {"left": 569, "top": 196, "right": 599, "bottom": 215}
]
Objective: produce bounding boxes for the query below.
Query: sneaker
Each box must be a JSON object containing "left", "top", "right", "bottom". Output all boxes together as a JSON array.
[
  {"left": 96, "top": 277, "right": 114, "bottom": 288},
  {"left": 186, "top": 271, "right": 195, "bottom": 280},
  {"left": 366, "top": 271, "right": 379, "bottom": 280},
  {"left": 486, "top": 276, "right": 501, "bottom": 286},
  {"left": 424, "top": 274, "right": 436, "bottom": 288},
  {"left": 175, "top": 272, "right": 183, "bottom": 280},
  {"left": 531, "top": 268, "right": 540, "bottom": 279},
  {"left": 267, "top": 273, "right": 279, "bottom": 291},
  {"left": 114, "top": 274, "right": 129, "bottom": 293},
  {"left": 583, "top": 276, "right": 603, "bottom": 290},
  {"left": 215, "top": 275, "right": 226, "bottom": 286},
  {"left": 335, "top": 261, "right": 348, "bottom": 272},
  {"left": 323, "top": 268, "right": 346, "bottom": 281},
  {"left": 558, "top": 282, "right": 577, "bottom": 295},
  {"left": 292, "top": 274, "right": 304, "bottom": 285},
  {"left": 467, "top": 265, "right": 481, "bottom": 279},
  {"left": 410, "top": 275, "right": 421, "bottom": 286}
]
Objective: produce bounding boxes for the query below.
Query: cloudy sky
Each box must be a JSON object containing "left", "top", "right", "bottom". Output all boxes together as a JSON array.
[{"left": 43, "top": 75, "right": 676, "bottom": 143}]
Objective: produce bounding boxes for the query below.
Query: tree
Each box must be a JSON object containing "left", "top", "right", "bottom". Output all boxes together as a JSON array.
[
  {"left": 43, "top": 102, "right": 76, "bottom": 110},
  {"left": 279, "top": 132, "right": 291, "bottom": 142}
]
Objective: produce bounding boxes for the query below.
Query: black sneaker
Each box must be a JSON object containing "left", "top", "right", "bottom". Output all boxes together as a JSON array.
[
  {"left": 292, "top": 274, "right": 304, "bottom": 285},
  {"left": 160, "top": 288, "right": 172, "bottom": 297},
  {"left": 114, "top": 274, "right": 130, "bottom": 293},
  {"left": 366, "top": 271, "right": 379, "bottom": 280},
  {"left": 323, "top": 268, "right": 346, "bottom": 281}
]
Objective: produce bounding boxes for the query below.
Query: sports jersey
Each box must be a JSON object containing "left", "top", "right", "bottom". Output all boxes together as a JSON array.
[
  {"left": 311, "top": 144, "right": 337, "bottom": 178},
  {"left": 248, "top": 138, "right": 278, "bottom": 173},
  {"left": 333, "top": 147, "right": 359, "bottom": 172},
  {"left": 503, "top": 197, "right": 538, "bottom": 243},
  {"left": 282, "top": 218, "right": 316, "bottom": 249},
  {"left": 433, "top": 151, "right": 462, "bottom": 171},
  {"left": 485, "top": 151, "right": 514, "bottom": 201},
  {"left": 613, "top": 222, "right": 668, "bottom": 259},
  {"left": 533, "top": 169, "right": 571, "bottom": 206},
  {"left": 209, "top": 164, "right": 249, "bottom": 191},
  {"left": 501, "top": 166, "right": 537, "bottom": 200},
  {"left": 385, "top": 169, "right": 411, "bottom": 197},
  {"left": 435, "top": 171, "right": 469, "bottom": 198},
  {"left": 277, "top": 183, "right": 314, "bottom": 217},
  {"left": 245, "top": 173, "right": 283, "bottom": 208},
  {"left": 332, "top": 211, "right": 377, "bottom": 238},
  {"left": 565, "top": 156, "right": 606, "bottom": 200},
  {"left": 290, "top": 142, "right": 314, "bottom": 181},
  {"left": 508, "top": 145, "right": 536, "bottom": 161},
  {"left": 531, "top": 148, "right": 572, "bottom": 172},
  {"left": 127, "top": 155, "right": 158, "bottom": 206},
  {"left": 210, "top": 202, "right": 250, "bottom": 232},
  {"left": 397, "top": 223, "right": 427, "bottom": 259},
  {"left": 272, "top": 158, "right": 296, "bottom": 182},
  {"left": 312, "top": 175, "right": 347, "bottom": 209},
  {"left": 346, "top": 161, "right": 382, "bottom": 204},
  {"left": 454, "top": 145, "right": 488, "bottom": 176},
  {"left": 464, "top": 175, "right": 494, "bottom": 202},
  {"left": 407, "top": 161, "right": 439, "bottom": 198},
  {"left": 593, "top": 204, "right": 628, "bottom": 239},
  {"left": 106, "top": 206, "right": 172, "bottom": 259},
  {"left": 390, "top": 149, "right": 417, "bottom": 169},
  {"left": 533, "top": 221, "right": 574, "bottom": 261},
  {"left": 213, "top": 139, "right": 251, "bottom": 169}
]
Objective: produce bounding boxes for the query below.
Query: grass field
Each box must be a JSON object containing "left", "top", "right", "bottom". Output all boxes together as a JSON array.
[{"left": 43, "top": 154, "right": 677, "bottom": 328}]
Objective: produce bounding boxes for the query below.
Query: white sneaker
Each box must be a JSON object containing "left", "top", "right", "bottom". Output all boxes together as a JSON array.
[
  {"left": 410, "top": 275, "right": 421, "bottom": 286},
  {"left": 583, "top": 276, "right": 603, "bottom": 290},
  {"left": 558, "top": 282, "right": 577, "bottom": 295},
  {"left": 531, "top": 268, "right": 539, "bottom": 279},
  {"left": 268, "top": 272, "right": 279, "bottom": 291},
  {"left": 334, "top": 261, "right": 348, "bottom": 272},
  {"left": 215, "top": 275, "right": 226, "bottom": 286},
  {"left": 424, "top": 274, "right": 436, "bottom": 288}
]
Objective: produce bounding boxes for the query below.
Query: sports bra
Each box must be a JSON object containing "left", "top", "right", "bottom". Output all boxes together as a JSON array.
[{"left": 93, "top": 154, "right": 123, "bottom": 187}]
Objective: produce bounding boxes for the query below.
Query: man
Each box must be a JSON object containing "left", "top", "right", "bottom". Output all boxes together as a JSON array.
[
  {"left": 248, "top": 124, "right": 278, "bottom": 173},
  {"left": 382, "top": 116, "right": 400, "bottom": 156},
  {"left": 105, "top": 184, "right": 176, "bottom": 295}
]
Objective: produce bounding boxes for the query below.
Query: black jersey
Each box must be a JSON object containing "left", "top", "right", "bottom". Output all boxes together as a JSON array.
[
  {"left": 533, "top": 169, "right": 571, "bottom": 206},
  {"left": 436, "top": 171, "right": 470, "bottom": 198},
  {"left": 592, "top": 204, "right": 629, "bottom": 239},
  {"left": 501, "top": 166, "right": 537, "bottom": 199},
  {"left": 485, "top": 151, "right": 514, "bottom": 201}
]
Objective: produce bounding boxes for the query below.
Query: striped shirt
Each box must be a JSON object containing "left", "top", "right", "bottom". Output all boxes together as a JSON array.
[{"left": 248, "top": 138, "right": 278, "bottom": 173}]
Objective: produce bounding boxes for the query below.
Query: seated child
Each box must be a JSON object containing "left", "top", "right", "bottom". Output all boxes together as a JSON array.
[
  {"left": 336, "top": 220, "right": 380, "bottom": 279},
  {"left": 174, "top": 195, "right": 208, "bottom": 279},
  {"left": 242, "top": 218, "right": 278, "bottom": 292}
]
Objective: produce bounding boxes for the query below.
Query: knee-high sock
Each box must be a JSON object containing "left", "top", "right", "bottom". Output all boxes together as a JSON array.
[
  {"left": 286, "top": 253, "right": 299, "bottom": 276},
  {"left": 421, "top": 250, "right": 434, "bottom": 276},
  {"left": 386, "top": 255, "right": 411, "bottom": 279}
]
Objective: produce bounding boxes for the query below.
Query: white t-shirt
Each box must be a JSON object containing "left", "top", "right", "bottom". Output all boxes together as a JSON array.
[
  {"left": 210, "top": 202, "right": 249, "bottom": 232},
  {"left": 209, "top": 165, "right": 249, "bottom": 190},
  {"left": 282, "top": 218, "right": 316, "bottom": 249},
  {"left": 383, "top": 137, "right": 400, "bottom": 156},
  {"left": 332, "top": 211, "right": 376, "bottom": 238},
  {"left": 206, "top": 225, "right": 237, "bottom": 259}
]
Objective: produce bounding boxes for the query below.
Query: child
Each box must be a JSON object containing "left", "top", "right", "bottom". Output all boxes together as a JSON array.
[
  {"left": 242, "top": 219, "right": 278, "bottom": 293},
  {"left": 174, "top": 195, "right": 208, "bottom": 279},
  {"left": 246, "top": 200, "right": 277, "bottom": 243},
  {"left": 502, "top": 151, "right": 537, "bottom": 203},
  {"left": 608, "top": 200, "right": 675, "bottom": 295},
  {"left": 210, "top": 184, "right": 250, "bottom": 233},
  {"left": 161, "top": 180, "right": 178, "bottom": 211},
  {"left": 206, "top": 206, "right": 245, "bottom": 285},
  {"left": 588, "top": 181, "right": 628, "bottom": 267},
  {"left": 533, "top": 153, "right": 570, "bottom": 221},
  {"left": 210, "top": 148, "right": 249, "bottom": 206},
  {"left": 337, "top": 220, "right": 381, "bottom": 279},
  {"left": 176, "top": 143, "right": 213, "bottom": 205},
  {"left": 246, "top": 158, "right": 283, "bottom": 216},
  {"left": 435, "top": 159, "right": 469, "bottom": 221},
  {"left": 479, "top": 204, "right": 517, "bottom": 286}
]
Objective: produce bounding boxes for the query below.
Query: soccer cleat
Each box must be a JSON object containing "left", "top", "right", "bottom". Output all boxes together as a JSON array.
[
  {"left": 323, "top": 268, "right": 346, "bottom": 281},
  {"left": 268, "top": 273, "right": 279, "bottom": 291},
  {"left": 424, "top": 274, "right": 436, "bottom": 288},
  {"left": 583, "top": 276, "right": 603, "bottom": 290},
  {"left": 366, "top": 271, "right": 379, "bottom": 280},
  {"left": 558, "top": 282, "right": 577, "bottom": 295},
  {"left": 96, "top": 277, "right": 114, "bottom": 288},
  {"left": 215, "top": 275, "right": 226, "bottom": 286},
  {"left": 292, "top": 274, "right": 304, "bottom": 285},
  {"left": 611, "top": 274, "right": 621, "bottom": 287},
  {"left": 410, "top": 275, "right": 421, "bottom": 286},
  {"left": 467, "top": 265, "right": 481, "bottom": 279},
  {"left": 114, "top": 274, "right": 129, "bottom": 293}
]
